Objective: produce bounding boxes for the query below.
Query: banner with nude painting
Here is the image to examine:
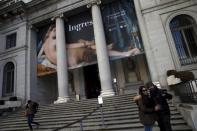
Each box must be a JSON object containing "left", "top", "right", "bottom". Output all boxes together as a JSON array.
[
  {"left": 37, "top": 0, "right": 143, "bottom": 76},
  {"left": 37, "top": 11, "right": 95, "bottom": 76}
]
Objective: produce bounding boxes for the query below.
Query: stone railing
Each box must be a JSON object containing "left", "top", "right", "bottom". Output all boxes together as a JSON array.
[
  {"left": 170, "top": 79, "right": 197, "bottom": 104},
  {"left": 0, "top": 97, "right": 22, "bottom": 116}
]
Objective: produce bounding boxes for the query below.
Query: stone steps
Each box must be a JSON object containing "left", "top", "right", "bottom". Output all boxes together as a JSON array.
[{"left": 0, "top": 93, "right": 192, "bottom": 131}]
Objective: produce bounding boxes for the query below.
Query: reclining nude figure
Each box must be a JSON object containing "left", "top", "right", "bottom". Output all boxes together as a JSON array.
[{"left": 38, "top": 25, "right": 140, "bottom": 69}]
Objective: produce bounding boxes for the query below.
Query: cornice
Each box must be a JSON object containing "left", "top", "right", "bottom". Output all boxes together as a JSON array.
[
  {"left": 141, "top": 0, "right": 192, "bottom": 14},
  {"left": 27, "top": 0, "right": 88, "bottom": 25},
  {"left": 0, "top": 45, "right": 27, "bottom": 59},
  {"left": 0, "top": 1, "right": 26, "bottom": 25}
]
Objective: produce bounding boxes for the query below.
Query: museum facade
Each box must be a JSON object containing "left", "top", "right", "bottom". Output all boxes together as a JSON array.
[{"left": 0, "top": 0, "right": 196, "bottom": 104}]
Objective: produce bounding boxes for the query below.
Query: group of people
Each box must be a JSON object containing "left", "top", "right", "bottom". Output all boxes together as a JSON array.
[
  {"left": 24, "top": 82, "right": 172, "bottom": 131},
  {"left": 134, "top": 82, "right": 173, "bottom": 131}
]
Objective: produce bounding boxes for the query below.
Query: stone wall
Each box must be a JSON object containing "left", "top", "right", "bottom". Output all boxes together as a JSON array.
[
  {"left": 135, "top": 0, "right": 197, "bottom": 87},
  {"left": 0, "top": 22, "right": 27, "bottom": 102}
]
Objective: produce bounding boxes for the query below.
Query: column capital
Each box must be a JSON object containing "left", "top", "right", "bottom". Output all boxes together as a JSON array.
[
  {"left": 51, "top": 13, "right": 65, "bottom": 21},
  {"left": 28, "top": 24, "right": 39, "bottom": 32},
  {"left": 86, "top": 0, "right": 101, "bottom": 8}
]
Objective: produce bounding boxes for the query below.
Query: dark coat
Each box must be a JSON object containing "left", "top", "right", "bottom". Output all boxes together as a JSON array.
[
  {"left": 25, "top": 102, "right": 39, "bottom": 115},
  {"left": 151, "top": 89, "right": 172, "bottom": 115},
  {"left": 136, "top": 96, "right": 157, "bottom": 125}
]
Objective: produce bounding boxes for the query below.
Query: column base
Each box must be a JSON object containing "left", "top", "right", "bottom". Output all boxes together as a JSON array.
[
  {"left": 76, "top": 94, "right": 80, "bottom": 101},
  {"left": 119, "top": 88, "right": 124, "bottom": 95},
  {"left": 54, "top": 97, "right": 70, "bottom": 104},
  {"left": 100, "top": 90, "right": 115, "bottom": 97}
]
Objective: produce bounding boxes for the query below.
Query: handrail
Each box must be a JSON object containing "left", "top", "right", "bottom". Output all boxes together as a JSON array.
[
  {"left": 170, "top": 79, "right": 197, "bottom": 103},
  {"left": 52, "top": 105, "right": 100, "bottom": 131}
]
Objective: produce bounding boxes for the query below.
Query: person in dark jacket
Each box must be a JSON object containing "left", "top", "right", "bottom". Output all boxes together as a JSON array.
[
  {"left": 146, "top": 82, "right": 173, "bottom": 131},
  {"left": 25, "top": 100, "right": 40, "bottom": 131},
  {"left": 134, "top": 86, "right": 157, "bottom": 131}
]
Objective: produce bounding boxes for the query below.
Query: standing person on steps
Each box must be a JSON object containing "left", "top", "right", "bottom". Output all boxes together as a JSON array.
[
  {"left": 25, "top": 100, "right": 40, "bottom": 131},
  {"left": 146, "top": 82, "right": 173, "bottom": 131},
  {"left": 134, "top": 86, "right": 157, "bottom": 131}
]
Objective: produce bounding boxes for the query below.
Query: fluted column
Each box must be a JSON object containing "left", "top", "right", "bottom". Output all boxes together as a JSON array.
[
  {"left": 89, "top": 0, "right": 115, "bottom": 97},
  {"left": 54, "top": 14, "right": 70, "bottom": 103}
]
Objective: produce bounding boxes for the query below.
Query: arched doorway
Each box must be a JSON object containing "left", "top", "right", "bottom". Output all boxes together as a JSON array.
[{"left": 2, "top": 62, "right": 15, "bottom": 97}]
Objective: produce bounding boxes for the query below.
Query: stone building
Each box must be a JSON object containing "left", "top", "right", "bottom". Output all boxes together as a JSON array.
[{"left": 0, "top": 0, "right": 196, "bottom": 104}]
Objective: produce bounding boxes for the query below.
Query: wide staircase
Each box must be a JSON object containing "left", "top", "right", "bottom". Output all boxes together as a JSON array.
[{"left": 0, "top": 93, "right": 193, "bottom": 131}]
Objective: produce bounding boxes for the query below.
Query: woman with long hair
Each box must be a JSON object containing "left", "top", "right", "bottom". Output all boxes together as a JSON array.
[{"left": 133, "top": 86, "right": 157, "bottom": 131}]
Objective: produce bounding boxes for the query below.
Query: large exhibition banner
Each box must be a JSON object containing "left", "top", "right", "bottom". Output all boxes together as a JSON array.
[
  {"left": 101, "top": 0, "right": 143, "bottom": 54},
  {"left": 37, "top": 0, "right": 143, "bottom": 76},
  {"left": 65, "top": 11, "right": 97, "bottom": 68},
  {"left": 37, "top": 11, "right": 96, "bottom": 76}
]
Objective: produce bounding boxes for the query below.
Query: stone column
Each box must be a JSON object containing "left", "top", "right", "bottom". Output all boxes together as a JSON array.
[
  {"left": 89, "top": 0, "right": 115, "bottom": 97},
  {"left": 54, "top": 14, "right": 70, "bottom": 103},
  {"left": 115, "top": 61, "right": 125, "bottom": 95},
  {"left": 73, "top": 68, "right": 86, "bottom": 100},
  {"left": 27, "top": 25, "right": 37, "bottom": 101}
]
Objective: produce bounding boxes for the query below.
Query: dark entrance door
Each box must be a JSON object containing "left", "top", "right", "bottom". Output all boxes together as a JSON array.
[{"left": 84, "top": 64, "right": 101, "bottom": 99}]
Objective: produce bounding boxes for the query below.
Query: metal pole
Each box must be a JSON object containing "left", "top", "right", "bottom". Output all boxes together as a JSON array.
[
  {"left": 80, "top": 120, "right": 83, "bottom": 131},
  {"left": 113, "top": 78, "right": 119, "bottom": 95},
  {"left": 100, "top": 104, "right": 105, "bottom": 127}
]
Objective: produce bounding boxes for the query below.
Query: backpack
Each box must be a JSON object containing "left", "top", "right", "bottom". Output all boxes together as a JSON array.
[{"left": 32, "top": 102, "right": 39, "bottom": 114}]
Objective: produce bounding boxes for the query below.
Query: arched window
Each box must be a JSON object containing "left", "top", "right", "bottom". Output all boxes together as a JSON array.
[
  {"left": 170, "top": 15, "right": 197, "bottom": 65},
  {"left": 2, "top": 62, "right": 15, "bottom": 97}
]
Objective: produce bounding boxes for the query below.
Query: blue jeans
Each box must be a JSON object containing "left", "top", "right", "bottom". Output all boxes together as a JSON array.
[
  {"left": 144, "top": 124, "right": 153, "bottom": 131},
  {"left": 27, "top": 114, "right": 34, "bottom": 124},
  {"left": 27, "top": 114, "right": 39, "bottom": 130}
]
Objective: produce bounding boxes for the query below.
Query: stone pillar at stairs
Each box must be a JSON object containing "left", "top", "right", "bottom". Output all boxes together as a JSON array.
[
  {"left": 89, "top": 0, "right": 115, "bottom": 97},
  {"left": 54, "top": 14, "right": 70, "bottom": 103}
]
